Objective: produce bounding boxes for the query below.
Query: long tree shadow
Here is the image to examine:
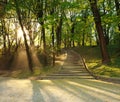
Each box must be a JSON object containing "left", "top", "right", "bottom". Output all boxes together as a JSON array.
[
  {"left": 69, "top": 79, "right": 120, "bottom": 95},
  {"left": 51, "top": 79, "right": 120, "bottom": 102},
  {"left": 52, "top": 79, "right": 104, "bottom": 102},
  {"left": 31, "top": 80, "right": 64, "bottom": 102},
  {"left": 30, "top": 79, "right": 120, "bottom": 102},
  {"left": 31, "top": 80, "right": 45, "bottom": 102}
]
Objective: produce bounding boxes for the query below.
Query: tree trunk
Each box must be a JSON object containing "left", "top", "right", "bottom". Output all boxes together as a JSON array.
[
  {"left": 14, "top": 0, "right": 33, "bottom": 72},
  {"left": 56, "top": 16, "right": 63, "bottom": 52},
  {"left": 89, "top": 0, "right": 110, "bottom": 63},
  {"left": 41, "top": 21, "right": 46, "bottom": 52},
  {"left": 1, "top": 19, "right": 6, "bottom": 54},
  {"left": 82, "top": 32, "right": 85, "bottom": 46},
  {"left": 41, "top": 21, "right": 48, "bottom": 66},
  {"left": 36, "top": 0, "right": 47, "bottom": 65},
  {"left": 71, "top": 22, "right": 75, "bottom": 47},
  {"left": 52, "top": 25, "right": 55, "bottom": 66},
  {"left": 102, "top": 1, "right": 110, "bottom": 45},
  {"left": 115, "top": 0, "right": 120, "bottom": 45},
  {"left": 115, "top": 0, "right": 120, "bottom": 31}
]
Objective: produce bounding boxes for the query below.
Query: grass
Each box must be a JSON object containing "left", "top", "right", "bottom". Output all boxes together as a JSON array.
[
  {"left": 74, "top": 46, "right": 120, "bottom": 78},
  {"left": 0, "top": 48, "right": 64, "bottom": 79},
  {"left": 9, "top": 66, "right": 61, "bottom": 79}
]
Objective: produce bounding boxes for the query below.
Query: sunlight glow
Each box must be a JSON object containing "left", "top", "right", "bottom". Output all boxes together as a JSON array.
[
  {"left": 55, "top": 52, "right": 67, "bottom": 65},
  {"left": 17, "top": 27, "right": 30, "bottom": 43}
]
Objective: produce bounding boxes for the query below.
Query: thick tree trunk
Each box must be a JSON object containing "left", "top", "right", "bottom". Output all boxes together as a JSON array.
[
  {"left": 14, "top": 0, "right": 33, "bottom": 72},
  {"left": 89, "top": 0, "right": 110, "bottom": 63}
]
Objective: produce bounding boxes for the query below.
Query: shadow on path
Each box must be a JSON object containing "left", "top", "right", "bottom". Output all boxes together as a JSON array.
[
  {"left": 30, "top": 79, "right": 120, "bottom": 102},
  {"left": 31, "top": 80, "right": 45, "bottom": 102}
]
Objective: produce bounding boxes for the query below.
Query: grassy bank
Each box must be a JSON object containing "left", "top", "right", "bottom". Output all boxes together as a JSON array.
[{"left": 74, "top": 46, "right": 120, "bottom": 78}]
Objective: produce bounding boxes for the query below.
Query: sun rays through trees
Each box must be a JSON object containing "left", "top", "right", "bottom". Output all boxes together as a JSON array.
[{"left": 0, "top": 0, "right": 120, "bottom": 74}]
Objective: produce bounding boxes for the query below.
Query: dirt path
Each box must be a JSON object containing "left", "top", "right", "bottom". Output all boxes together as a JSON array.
[{"left": 0, "top": 77, "right": 120, "bottom": 102}]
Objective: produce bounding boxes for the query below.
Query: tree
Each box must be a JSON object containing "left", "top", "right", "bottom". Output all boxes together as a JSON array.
[
  {"left": 89, "top": 0, "right": 111, "bottom": 63},
  {"left": 35, "top": 0, "right": 48, "bottom": 65},
  {"left": 14, "top": 0, "right": 33, "bottom": 72}
]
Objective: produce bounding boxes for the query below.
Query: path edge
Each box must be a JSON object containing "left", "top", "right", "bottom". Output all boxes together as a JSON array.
[{"left": 80, "top": 56, "right": 120, "bottom": 84}]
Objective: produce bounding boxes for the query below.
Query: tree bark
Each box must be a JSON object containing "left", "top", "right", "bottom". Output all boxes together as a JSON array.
[
  {"left": 56, "top": 15, "right": 63, "bottom": 52},
  {"left": 41, "top": 21, "right": 46, "bottom": 52},
  {"left": 36, "top": 0, "right": 47, "bottom": 65},
  {"left": 14, "top": 0, "right": 33, "bottom": 72},
  {"left": 82, "top": 32, "right": 85, "bottom": 46},
  {"left": 1, "top": 19, "right": 6, "bottom": 54},
  {"left": 71, "top": 22, "right": 75, "bottom": 47},
  {"left": 89, "top": 0, "right": 110, "bottom": 63},
  {"left": 52, "top": 25, "right": 55, "bottom": 66}
]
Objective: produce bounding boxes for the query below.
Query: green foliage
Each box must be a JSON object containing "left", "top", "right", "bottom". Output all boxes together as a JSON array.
[{"left": 0, "top": 0, "right": 120, "bottom": 73}]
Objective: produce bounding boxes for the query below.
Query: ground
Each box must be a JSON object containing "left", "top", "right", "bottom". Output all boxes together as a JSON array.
[
  {"left": 0, "top": 50, "right": 120, "bottom": 102},
  {"left": 0, "top": 77, "right": 120, "bottom": 102}
]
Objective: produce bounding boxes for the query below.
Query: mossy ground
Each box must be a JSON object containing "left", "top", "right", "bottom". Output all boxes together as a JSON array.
[{"left": 74, "top": 46, "right": 120, "bottom": 78}]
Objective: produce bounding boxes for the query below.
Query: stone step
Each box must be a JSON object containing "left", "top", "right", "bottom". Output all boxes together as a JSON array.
[
  {"left": 38, "top": 50, "right": 95, "bottom": 80},
  {"left": 65, "top": 60, "right": 79, "bottom": 61},
  {"left": 63, "top": 63, "right": 82, "bottom": 66},
  {"left": 48, "top": 73, "right": 91, "bottom": 76},
  {"left": 61, "top": 68, "right": 86, "bottom": 71},
  {"left": 62, "top": 65, "right": 84, "bottom": 68},
  {"left": 63, "top": 64, "right": 83, "bottom": 66},
  {"left": 59, "top": 70, "right": 88, "bottom": 73},
  {"left": 40, "top": 75, "right": 94, "bottom": 79}
]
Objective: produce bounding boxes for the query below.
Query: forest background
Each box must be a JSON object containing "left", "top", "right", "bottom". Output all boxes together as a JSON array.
[{"left": 0, "top": 0, "right": 120, "bottom": 78}]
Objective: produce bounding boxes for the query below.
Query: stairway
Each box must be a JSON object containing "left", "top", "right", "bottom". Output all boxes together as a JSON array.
[{"left": 41, "top": 50, "right": 94, "bottom": 79}]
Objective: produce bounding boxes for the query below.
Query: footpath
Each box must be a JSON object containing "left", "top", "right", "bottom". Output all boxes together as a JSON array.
[{"left": 40, "top": 50, "right": 94, "bottom": 79}]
